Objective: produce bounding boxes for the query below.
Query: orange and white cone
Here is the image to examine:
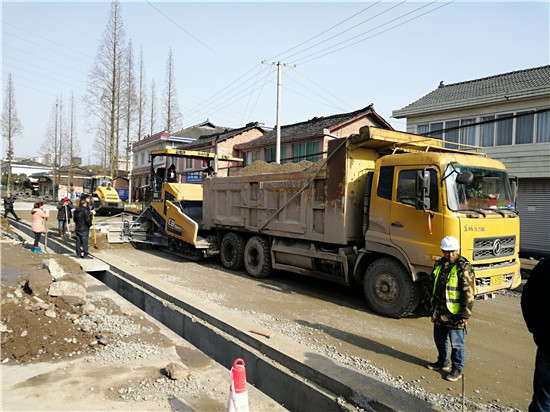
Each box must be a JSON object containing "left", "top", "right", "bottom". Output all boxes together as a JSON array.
[{"left": 227, "top": 358, "right": 249, "bottom": 412}]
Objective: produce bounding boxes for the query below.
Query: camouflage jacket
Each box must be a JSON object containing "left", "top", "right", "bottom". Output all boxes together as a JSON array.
[{"left": 430, "top": 256, "right": 475, "bottom": 328}]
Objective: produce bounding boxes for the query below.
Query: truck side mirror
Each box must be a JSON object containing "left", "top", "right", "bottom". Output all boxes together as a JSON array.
[
  {"left": 416, "top": 170, "right": 431, "bottom": 211},
  {"left": 510, "top": 176, "right": 518, "bottom": 203},
  {"left": 456, "top": 170, "right": 474, "bottom": 185}
]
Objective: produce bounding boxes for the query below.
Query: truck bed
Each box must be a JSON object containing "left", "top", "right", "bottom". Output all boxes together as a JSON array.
[{"left": 202, "top": 138, "right": 378, "bottom": 245}]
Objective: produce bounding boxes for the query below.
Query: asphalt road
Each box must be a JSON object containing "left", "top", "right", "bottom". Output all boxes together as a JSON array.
[{"left": 94, "top": 244, "right": 535, "bottom": 411}]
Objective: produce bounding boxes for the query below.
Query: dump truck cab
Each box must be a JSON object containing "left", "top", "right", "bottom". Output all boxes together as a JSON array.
[{"left": 366, "top": 152, "right": 520, "bottom": 293}]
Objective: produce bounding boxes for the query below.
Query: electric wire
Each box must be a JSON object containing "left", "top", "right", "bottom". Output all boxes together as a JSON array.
[
  {"left": 265, "top": 1, "right": 382, "bottom": 62},
  {"left": 281, "top": 0, "right": 407, "bottom": 62},
  {"left": 291, "top": 1, "right": 448, "bottom": 65},
  {"left": 145, "top": 1, "right": 217, "bottom": 54}
]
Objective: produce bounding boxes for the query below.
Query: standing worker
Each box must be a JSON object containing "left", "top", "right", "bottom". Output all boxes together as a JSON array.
[
  {"left": 521, "top": 259, "right": 550, "bottom": 412},
  {"left": 426, "top": 235, "right": 475, "bottom": 382},
  {"left": 31, "top": 201, "right": 49, "bottom": 253},
  {"left": 56, "top": 196, "right": 73, "bottom": 236},
  {"left": 73, "top": 199, "right": 93, "bottom": 259},
  {"left": 3, "top": 193, "right": 21, "bottom": 221}
]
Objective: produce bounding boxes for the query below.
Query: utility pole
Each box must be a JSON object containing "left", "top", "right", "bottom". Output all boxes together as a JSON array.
[{"left": 261, "top": 61, "right": 295, "bottom": 164}]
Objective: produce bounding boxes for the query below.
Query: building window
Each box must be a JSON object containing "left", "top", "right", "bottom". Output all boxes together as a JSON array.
[
  {"left": 251, "top": 150, "right": 260, "bottom": 162},
  {"left": 185, "top": 158, "right": 194, "bottom": 170},
  {"left": 444, "top": 120, "right": 459, "bottom": 148},
  {"left": 417, "top": 124, "right": 429, "bottom": 135},
  {"left": 418, "top": 109, "right": 549, "bottom": 148},
  {"left": 496, "top": 113, "right": 513, "bottom": 146},
  {"left": 265, "top": 147, "right": 275, "bottom": 163},
  {"left": 292, "top": 141, "right": 319, "bottom": 162},
  {"left": 516, "top": 111, "right": 535, "bottom": 144},
  {"left": 429, "top": 122, "right": 443, "bottom": 139},
  {"left": 480, "top": 116, "right": 495, "bottom": 147},
  {"left": 460, "top": 118, "right": 476, "bottom": 146},
  {"left": 537, "top": 111, "right": 550, "bottom": 143}
]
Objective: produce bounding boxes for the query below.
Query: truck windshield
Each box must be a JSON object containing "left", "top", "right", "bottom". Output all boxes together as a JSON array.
[{"left": 445, "top": 165, "right": 515, "bottom": 212}]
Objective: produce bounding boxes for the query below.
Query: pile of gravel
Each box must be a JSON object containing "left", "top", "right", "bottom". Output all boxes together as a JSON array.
[{"left": 233, "top": 159, "right": 323, "bottom": 176}]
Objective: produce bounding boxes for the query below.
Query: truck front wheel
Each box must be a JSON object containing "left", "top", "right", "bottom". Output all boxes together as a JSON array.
[
  {"left": 220, "top": 232, "right": 245, "bottom": 270},
  {"left": 244, "top": 236, "right": 272, "bottom": 278},
  {"left": 364, "top": 258, "right": 418, "bottom": 318}
]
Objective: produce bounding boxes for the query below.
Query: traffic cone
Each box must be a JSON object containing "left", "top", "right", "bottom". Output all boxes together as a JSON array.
[{"left": 227, "top": 358, "right": 249, "bottom": 412}]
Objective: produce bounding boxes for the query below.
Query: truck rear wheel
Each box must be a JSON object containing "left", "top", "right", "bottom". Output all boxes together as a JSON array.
[
  {"left": 220, "top": 232, "right": 245, "bottom": 270},
  {"left": 364, "top": 258, "right": 418, "bottom": 318},
  {"left": 244, "top": 236, "right": 272, "bottom": 278}
]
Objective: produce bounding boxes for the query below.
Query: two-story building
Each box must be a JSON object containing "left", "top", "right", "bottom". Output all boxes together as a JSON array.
[
  {"left": 130, "top": 121, "right": 230, "bottom": 201},
  {"left": 392, "top": 65, "right": 550, "bottom": 256},
  {"left": 179, "top": 122, "right": 268, "bottom": 178}
]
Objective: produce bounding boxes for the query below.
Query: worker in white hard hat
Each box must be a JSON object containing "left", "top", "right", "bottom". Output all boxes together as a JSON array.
[{"left": 426, "top": 236, "right": 475, "bottom": 382}]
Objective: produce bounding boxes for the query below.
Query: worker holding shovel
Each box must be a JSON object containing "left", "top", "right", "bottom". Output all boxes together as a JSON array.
[
  {"left": 73, "top": 199, "right": 93, "bottom": 259},
  {"left": 56, "top": 196, "right": 73, "bottom": 237}
]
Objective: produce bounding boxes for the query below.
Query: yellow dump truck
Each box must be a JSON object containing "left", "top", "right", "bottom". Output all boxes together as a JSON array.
[{"left": 122, "top": 127, "right": 521, "bottom": 318}]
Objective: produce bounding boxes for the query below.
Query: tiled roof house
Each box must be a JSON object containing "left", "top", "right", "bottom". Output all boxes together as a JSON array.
[
  {"left": 180, "top": 122, "right": 269, "bottom": 177},
  {"left": 234, "top": 105, "right": 393, "bottom": 165}
]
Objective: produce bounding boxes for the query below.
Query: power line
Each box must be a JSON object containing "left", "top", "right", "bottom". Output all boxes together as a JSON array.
[
  {"left": 282, "top": 1, "right": 407, "bottom": 62},
  {"left": 3, "top": 21, "right": 95, "bottom": 62},
  {"left": 292, "top": 1, "right": 449, "bottom": 65},
  {"left": 266, "top": 1, "right": 383, "bottom": 62},
  {"left": 288, "top": 69, "right": 354, "bottom": 111},
  {"left": 145, "top": 1, "right": 217, "bottom": 54}
]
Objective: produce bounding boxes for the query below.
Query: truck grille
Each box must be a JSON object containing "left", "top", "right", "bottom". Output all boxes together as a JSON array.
[{"left": 472, "top": 236, "right": 515, "bottom": 261}]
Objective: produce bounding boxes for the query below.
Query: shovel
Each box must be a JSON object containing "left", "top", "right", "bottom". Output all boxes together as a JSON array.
[
  {"left": 93, "top": 214, "right": 100, "bottom": 250},
  {"left": 44, "top": 217, "right": 49, "bottom": 253}
]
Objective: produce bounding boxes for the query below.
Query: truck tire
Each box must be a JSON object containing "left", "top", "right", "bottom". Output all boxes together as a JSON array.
[
  {"left": 220, "top": 232, "right": 245, "bottom": 270},
  {"left": 244, "top": 236, "right": 272, "bottom": 278},
  {"left": 364, "top": 258, "right": 418, "bottom": 318}
]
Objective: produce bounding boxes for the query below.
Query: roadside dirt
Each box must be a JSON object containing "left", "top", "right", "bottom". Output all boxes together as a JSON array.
[{"left": 0, "top": 217, "right": 285, "bottom": 412}]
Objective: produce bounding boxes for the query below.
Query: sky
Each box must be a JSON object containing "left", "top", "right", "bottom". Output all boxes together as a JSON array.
[{"left": 2, "top": 1, "right": 549, "bottom": 163}]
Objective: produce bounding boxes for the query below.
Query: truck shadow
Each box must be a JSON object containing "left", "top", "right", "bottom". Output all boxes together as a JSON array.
[{"left": 295, "top": 319, "right": 427, "bottom": 368}]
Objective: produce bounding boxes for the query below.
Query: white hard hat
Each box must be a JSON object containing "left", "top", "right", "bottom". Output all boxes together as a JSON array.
[{"left": 440, "top": 236, "right": 460, "bottom": 251}]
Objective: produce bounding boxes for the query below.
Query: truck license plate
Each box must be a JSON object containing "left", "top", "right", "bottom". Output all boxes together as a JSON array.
[{"left": 490, "top": 275, "right": 503, "bottom": 286}]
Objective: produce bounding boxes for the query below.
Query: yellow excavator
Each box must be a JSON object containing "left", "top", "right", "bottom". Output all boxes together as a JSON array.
[
  {"left": 83, "top": 175, "right": 124, "bottom": 215},
  {"left": 121, "top": 148, "right": 241, "bottom": 259}
]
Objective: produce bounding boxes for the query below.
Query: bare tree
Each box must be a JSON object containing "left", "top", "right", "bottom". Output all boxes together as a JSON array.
[
  {"left": 1, "top": 73, "right": 23, "bottom": 193},
  {"left": 65, "top": 93, "right": 81, "bottom": 195},
  {"left": 149, "top": 78, "right": 158, "bottom": 136},
  {"left": 136, "top": 46, "right": 148, "bottom": 141},
  {"left": 84, "top": 0, "right": 126, "bottom": 179},
  {"left": 122, "top": 39, "right": 137, "bottom": 173},
  {"left": 162, "top": 48, "right": 182, "bottom": 132},
  {"left": 40, "top": 97, "right": 63, "bottom": 199}
]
